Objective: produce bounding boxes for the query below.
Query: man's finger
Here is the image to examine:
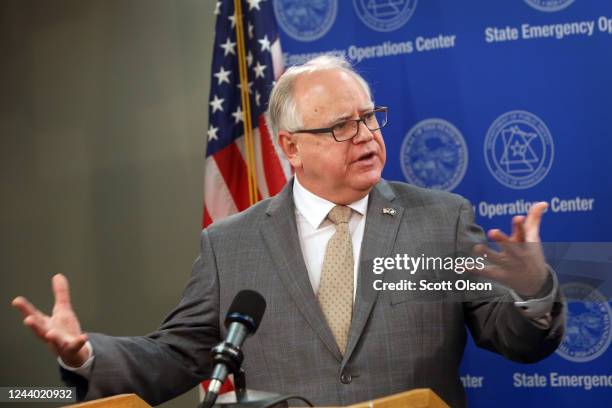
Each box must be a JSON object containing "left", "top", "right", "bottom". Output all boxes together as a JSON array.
[
  {"left": 52, "top": 274, "right": 73, "bottom": 310},
  {"left": 23, "top": 314, "right": 51, "bottom": 339},
  {"left": 12, "top": 296, "right": 45, "bottom": 319},
  {"left": 524, "top": 202, "right": 548, "bottom": 240},
  {"left": 64, "top": 334, "right": 88, "bottom": 354},
  {"left": 487, "top": 228, "right": 510, "bottom": 242},
  {"left": 511, "top": 216, "right": 526, "bottom": 242},
  {"left": 487, "top": 229, "right": 522, "bottom": 256}
]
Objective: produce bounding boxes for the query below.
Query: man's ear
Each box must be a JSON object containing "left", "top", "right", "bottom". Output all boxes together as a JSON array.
[{"left": 278, "top": 131, "right": 302, "bottom": 168}]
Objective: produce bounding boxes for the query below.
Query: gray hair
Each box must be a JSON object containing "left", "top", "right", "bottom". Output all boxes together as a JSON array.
[{"left": 265, "top": 55, "right": 372, "bottom": 141}]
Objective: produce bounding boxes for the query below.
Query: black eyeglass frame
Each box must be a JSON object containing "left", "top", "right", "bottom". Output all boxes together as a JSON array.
[{"left": 289, "top": 106, "right": 388, "bottom": 142}]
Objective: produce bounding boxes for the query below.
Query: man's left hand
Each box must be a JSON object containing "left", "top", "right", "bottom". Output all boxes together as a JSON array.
[{"left": 472, "top": 202, "right": 549, "bottom": 297}]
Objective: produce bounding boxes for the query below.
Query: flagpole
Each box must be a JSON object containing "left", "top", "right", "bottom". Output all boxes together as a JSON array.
[{"left": 234, "top": 0, "right": 258, "bottom": 206}]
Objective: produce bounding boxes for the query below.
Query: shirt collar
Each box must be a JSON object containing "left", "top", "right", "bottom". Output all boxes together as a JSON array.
[{"left": 293, "top": 175, "right": 369, "bottom": 229}]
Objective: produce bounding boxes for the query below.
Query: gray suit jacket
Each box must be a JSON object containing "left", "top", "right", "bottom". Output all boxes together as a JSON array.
[{"left": 62, "top": 179, "right": 565, "bottom": 407}]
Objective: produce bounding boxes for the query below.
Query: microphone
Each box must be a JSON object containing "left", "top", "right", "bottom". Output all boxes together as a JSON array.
[{"left": 203, "top": 290, "right": 266, "bottom": 407}]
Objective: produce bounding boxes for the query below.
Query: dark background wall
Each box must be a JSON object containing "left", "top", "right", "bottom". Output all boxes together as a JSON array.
[{"left": 0, "top": 1, "right": 216, "bottom": 406}]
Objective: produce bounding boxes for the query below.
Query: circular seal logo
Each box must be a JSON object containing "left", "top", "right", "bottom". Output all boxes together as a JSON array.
[
  {"left": 273, "top": 0, "right": 337, "bottom": 42},
  {"left": 524, "top": 0, "right": 575, "bottom": 12},
  {"left": 353, "top": 0, "right": 418, "bottom": 32},
  {"left": 401, "top": 118, "right": 468, "bottom": 191},
  {"left": 484, "top": 110, "right": 554, "bottom": 190},
  {"left": 556, "top": 283, "right": 612, "bottom": 363}
]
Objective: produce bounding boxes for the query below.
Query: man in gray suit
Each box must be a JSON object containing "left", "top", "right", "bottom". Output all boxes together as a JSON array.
[{"left": 13, "top": 56, "right": 564, "bottom": 407}]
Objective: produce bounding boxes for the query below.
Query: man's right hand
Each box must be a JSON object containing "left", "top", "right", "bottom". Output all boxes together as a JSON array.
[{"left": 12, "top": 273, "right": 90, "bottom": 367}]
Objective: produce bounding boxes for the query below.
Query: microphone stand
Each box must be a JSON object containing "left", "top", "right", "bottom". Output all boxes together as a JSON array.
[{"left": 198, "top": 367, "right": 293, "bottom": 408}]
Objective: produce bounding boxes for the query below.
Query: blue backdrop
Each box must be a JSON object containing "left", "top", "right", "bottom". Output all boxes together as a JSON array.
[{"left": 271, "top": 0, "right": 612, "bottom": 406}]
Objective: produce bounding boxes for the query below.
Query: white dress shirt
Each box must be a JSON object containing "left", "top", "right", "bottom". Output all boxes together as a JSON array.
[{"left": 292, "top": 175, "right": 368, "bottom": 298}]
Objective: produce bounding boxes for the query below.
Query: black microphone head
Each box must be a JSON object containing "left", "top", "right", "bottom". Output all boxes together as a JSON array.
[{"left": 225, "top": 290, "right": 266, "bottom": 333}]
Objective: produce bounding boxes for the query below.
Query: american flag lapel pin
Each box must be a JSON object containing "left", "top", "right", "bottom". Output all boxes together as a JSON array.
[{"left": 382, "top": 207, "right": 397, "bottom": 216}]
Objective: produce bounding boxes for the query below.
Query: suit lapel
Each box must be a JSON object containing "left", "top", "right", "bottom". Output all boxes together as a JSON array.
[
  {"left": 342, "top": 181, "right": 404, "bottom": 364},
  {"left": 260, "top": 180, "right": 343, "bottom": 361}
]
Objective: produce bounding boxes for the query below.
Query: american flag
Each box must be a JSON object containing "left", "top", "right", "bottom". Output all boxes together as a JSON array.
[
  {"left": 200, "top": 0, "right": 289, "bottom": 398},
  {"left": 203, "top": 0, "right": 289, "bottom": 228}
]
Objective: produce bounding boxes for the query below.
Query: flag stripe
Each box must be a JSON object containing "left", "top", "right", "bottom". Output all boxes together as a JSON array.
[
  {"left": 204, "top": 157, "right": 239, "bottom": 222},
  {"left": 213, "top": 143, "right": 254, "bottom": 212},
  {"left": 233, "top": 134, "right": 266, "bottom": 201},
  {"left": 270, "top": 39, "right": 284, "bottom": 80},
  {"left": 259, "top": 116, "right": 288, "bottom": 194},
  {"left": 252, "top": 127, "right": 270, "bottom": 199},
  {"left": 202, "top": 206, "right": 212, "bottom": 228}
]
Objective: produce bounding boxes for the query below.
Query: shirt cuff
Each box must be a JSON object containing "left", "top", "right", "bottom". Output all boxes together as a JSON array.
[
  {"left": 57, "top": 340, "right": 94, "bottom": 379},
  {"left": 510, "top": 267, "right": 558, "bottom": 321}
]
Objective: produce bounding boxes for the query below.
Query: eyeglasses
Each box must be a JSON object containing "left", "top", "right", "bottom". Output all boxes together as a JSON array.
[{"left": 290, "top": 106, "right": 388, "bottom": 142}]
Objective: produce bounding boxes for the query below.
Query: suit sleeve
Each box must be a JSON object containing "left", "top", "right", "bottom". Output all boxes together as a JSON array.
[
  {"left": 456, "top": 198, "right": 566, "bottom": 363},
  {"left": 61, "top": 229, "right": 221, "bottom": 405}
]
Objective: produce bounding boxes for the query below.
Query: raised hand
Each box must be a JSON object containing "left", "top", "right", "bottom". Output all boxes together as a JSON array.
[
  {"left": 473, "top": 202, "right": 549, "bottom": 297},
  {"left": 12, "top": 274, "right": 90, "bottom": 367}
]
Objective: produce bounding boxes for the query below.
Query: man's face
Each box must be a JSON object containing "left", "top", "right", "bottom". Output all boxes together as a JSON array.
[{"left": 279, "top": 69, "right": 387, "bottom": 204}]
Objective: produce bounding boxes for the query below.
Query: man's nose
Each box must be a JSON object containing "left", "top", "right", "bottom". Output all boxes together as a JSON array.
[{"left": 352, "top": 121, "right": 375, "bottom": 144}]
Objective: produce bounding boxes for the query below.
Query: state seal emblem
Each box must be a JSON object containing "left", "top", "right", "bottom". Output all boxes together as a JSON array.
[
  {"left": 353, "top": 0, "right": 418, "bottom": 32},
  {"left": 400, "top": 118, "right": 468, "bottom": 191},
  {"left": 273, "top": 0, "right": 337, "bottom": 41},
  {"left": 484, "top": 110, "right": 554, "bottom": 190},
  {"left": 524, "top": 0, "right": 575, "bottom": 12},
  {"left": 556, "top": 283, "right": 612, "bottom": 363}
]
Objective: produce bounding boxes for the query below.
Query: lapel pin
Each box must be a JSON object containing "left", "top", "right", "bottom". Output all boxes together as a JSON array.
[{"left": 382, "top": 207, "right": 397, "bottom": 216}]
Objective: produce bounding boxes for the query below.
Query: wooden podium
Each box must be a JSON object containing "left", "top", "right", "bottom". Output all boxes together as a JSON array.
[
  {"left": 64, "top": 389, "right": 449, "bottom": 408},
  {"left": 345, "top": 389, "right": 449, "bottom": 408}
]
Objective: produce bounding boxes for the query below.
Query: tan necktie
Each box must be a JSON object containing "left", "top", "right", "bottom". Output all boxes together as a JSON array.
[{"left": 318, "top": 205, "right": 354, "bottom": 355}]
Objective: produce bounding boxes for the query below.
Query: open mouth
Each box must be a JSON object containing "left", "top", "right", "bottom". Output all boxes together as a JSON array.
[{"left": 356, "top": 152, "right": 376, "bottom": 162}]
